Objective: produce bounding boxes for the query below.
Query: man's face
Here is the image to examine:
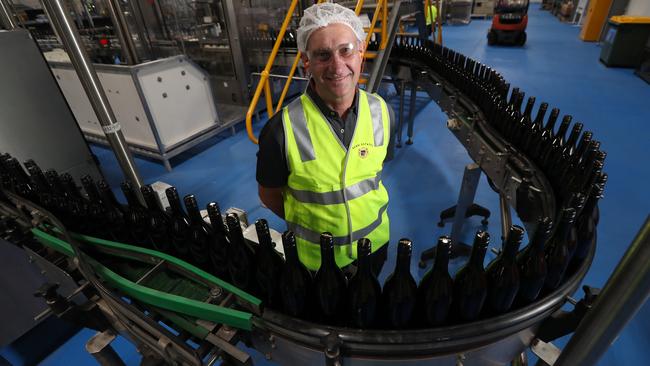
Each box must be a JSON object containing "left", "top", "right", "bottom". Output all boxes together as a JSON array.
[{"left": 303, "top": 23, "right": 364, "bottom": 105}]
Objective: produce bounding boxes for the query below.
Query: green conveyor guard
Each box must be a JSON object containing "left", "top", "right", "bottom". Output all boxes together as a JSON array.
[{"left": 31, "top": 228, "right": 261, "bottom": 331}]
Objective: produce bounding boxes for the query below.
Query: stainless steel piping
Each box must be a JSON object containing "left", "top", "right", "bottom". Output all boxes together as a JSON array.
[
  {"left": 105, "top": 0, "right": 139, "bottom": 65},
  {"left": 0, "top": 0, "right": 16, "bottom": 30},
  {"left": 554, "top": 216, "right": 650, "bottom": 366},
  {"left": 40, "top": 0, "right": 144, "bottom": 189}
]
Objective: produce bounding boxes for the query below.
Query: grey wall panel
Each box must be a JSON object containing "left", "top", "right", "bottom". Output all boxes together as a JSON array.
[{"left": 0, "top": 29, "right": 101, "bottom": 181}]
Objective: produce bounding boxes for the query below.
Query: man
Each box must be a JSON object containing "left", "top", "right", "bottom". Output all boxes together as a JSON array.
[
  {"left": 425, "top": 2, "right": 438, "bottom": 38},
  {"left": 256, "top": 2, "right": 395, "bottom": 274}
]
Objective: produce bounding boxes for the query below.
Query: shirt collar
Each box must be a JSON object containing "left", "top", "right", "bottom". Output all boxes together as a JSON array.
[{"left": 306, "top": 81, "right": 358, "bottom": 119}]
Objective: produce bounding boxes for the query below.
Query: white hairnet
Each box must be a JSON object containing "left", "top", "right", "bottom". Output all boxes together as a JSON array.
[{"left": 296, "top": 2, "right": 366, "bottom": 53}]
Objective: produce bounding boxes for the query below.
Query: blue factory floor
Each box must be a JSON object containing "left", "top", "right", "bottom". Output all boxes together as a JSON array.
[{"left": 3, "top": 5, "right": 649, "bottom": 366}]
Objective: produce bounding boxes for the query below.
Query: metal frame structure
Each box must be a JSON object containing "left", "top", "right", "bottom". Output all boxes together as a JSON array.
[{"left": 50, "top": 55, "right": 226, "bottom": 172}]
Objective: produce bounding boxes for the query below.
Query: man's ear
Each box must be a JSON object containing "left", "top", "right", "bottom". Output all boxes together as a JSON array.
[{"left": 301, "top": 53, "right": 310, "bottom": 69}]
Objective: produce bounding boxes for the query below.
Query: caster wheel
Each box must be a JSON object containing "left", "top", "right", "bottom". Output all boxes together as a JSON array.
[
  {"left": 406, "top": 139, "right": 413, "bottom": 145},
  {"left": 437, "top": 221, "right": 445, "bottom": 227},
  {"left": 487, "top": 31, "right": 497, "bottom": 45},
  {"left": 481, "top": 218, "right": 489, "bottom": 225},
  {"left": 517, "top": 32, "right": 527, "bottom": 46}
]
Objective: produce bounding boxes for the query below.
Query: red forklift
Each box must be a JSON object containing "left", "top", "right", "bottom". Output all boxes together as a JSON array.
[{"left": 487, "top": 0, "right": 530, "bottom": 46}]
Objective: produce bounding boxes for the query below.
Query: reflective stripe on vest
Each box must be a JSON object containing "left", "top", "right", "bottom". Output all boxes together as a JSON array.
[
  {"left": 282, "top": 90, "right": 390, "bottom": 270},
  {"left": 287, "top": 91, "right": 386, "bottom": 162}
]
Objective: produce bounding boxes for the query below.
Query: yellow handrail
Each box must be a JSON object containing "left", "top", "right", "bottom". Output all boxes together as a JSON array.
[
  {"left": 364, "top": 1, "right": 384, "bottom": 48},
  {"left": 245, "top": 0, "right": 301, "bottom": 144},
  {"left": 275, "top": 52, "right": 303, "bottom": 114}
]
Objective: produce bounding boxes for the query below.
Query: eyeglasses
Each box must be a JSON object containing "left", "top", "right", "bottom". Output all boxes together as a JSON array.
[{"left": 307, "top": 42, "right": 361, "bottom": 63}]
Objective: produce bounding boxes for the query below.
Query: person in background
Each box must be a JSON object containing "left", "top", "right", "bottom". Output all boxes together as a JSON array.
[
  {"left": 425, "top": 1, "right": 438, "bottom": 38},
  {"left": 256, "top": 2, "right": 395, "bottom": 275}
]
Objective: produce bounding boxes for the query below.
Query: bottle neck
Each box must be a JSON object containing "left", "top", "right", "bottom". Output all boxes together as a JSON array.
[
  {"left": 514, "top": 93, "right": 524, "bottom": 113},
  {"left": 168, "top": 191, "right": 183, "bottom": 214},
  {"left": 61, "top": 175, "right": 81, "bottom": 199},
  {"left": 469, "top": 244, "right": 487, "bottom": 268},
  {"left": 284, "top": 240, "right": 299, "bottom": 263},
  {"left": 186, "top": 200, "right": 202, "bottom": 223},
  {"left": 433, "top": 245, "right": 450, "bottom": 271},
  {"left": 394, "top": 250, "right": 411, "bottom": 274},
  {"left": 508, "top": 88, "right": 520, "bottom": 106},
  {"left": 256, "top": 220, "right": 274, "bottom": 251},
  {"left": 320, "top": 244, "right": 336, "bottom": 268},
  {"left": 226, "top": 215, "right": 245, "bottom": 245},
  {"left": 523, "top": 97, "right": 535, "bottom": 117},
  {"left": 530, "top": 225, "right": 551, "bottom": 253},
  {"left": 555, "top": 117, "right": 571, "bottom": 142},
  {"left": 574, "top": 132, "right": 593, "bottom": 163},
  {"left": 503, "top": 236, "right": 522, "bottom": 261},
  {"left": 565, "top": 124, "right": 583, "bottom": 151},
  {"left": 142, "top": 190, "right": 160, "bottom": 211},
  {"left": 545, "top": 109, "right": 559, "bottom": 133},
  {"left": 122, "top": 185, "right": 140, "bottom": 207},
  {"left": 357, "top": 252, "right": 373, "bottom": 275},
  {"left": 99, "top": 188, "right": 118, "bottom": 208},
  {"left": 533, "top": 104, "right": 548, "bottom": 125},
  {"left": 46, "top": 172, "right": 66, "bottom": 196},
  {"left": 582, "top": 185, "right": 602, "bottom": 216},
  {"left": 82, "top": 180, "right": 100, "bottom": 202},
  {"left": 207, "top": 204, "right": 225, "bottom": 233},
  {"left": 557, "top": 212, "right": 576, "bottom": 241}
]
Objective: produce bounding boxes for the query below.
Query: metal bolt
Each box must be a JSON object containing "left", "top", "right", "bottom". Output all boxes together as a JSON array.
[
  {"left": 186, "top": 85, "right": 190, "bottom": 90},
  {"left": 162, "top": 92, "right": 167, "bottom": 98},
  {"left": 135, "top": 116, "right": 140, "bottom": 121},
  {"left": 210, "top": 287, "right": 222, "bottom": 298},
  {"left": 157, "top": 76, "right": 162, "bottom": 82},
  {"left": 181, "top": 70, "right": 186, "bottom": 76}
]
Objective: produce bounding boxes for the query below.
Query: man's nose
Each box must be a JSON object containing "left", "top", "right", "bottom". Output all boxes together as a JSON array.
[{"left": 329, "top": 52, "right": 349, "bottom": 70}]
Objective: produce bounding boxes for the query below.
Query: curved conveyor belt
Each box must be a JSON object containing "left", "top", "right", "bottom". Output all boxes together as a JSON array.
[{"left": 252, "top": 36, "right": 607, "bottom": 362}]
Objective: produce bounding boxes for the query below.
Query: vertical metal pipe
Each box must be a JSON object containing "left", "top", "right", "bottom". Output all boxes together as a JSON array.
[
  {"left": 40, "top": 0, "right": 144, "bottom": 189},
  {"left": 448, "top": 163, "right": 481, "bottom": 258},
  {"left": 554, "top": 216, "right": 650, "bottom": 366},
  {"left": 105, "top": 0, "right": 139, "bottom": 64},
  {"left": 0, "top": 0, "right": 17, "bottom": 30},
  {"left": 124, "top": 0, "right": 153, "bottom": 59},
  {"left": 500, "top": 193, "right": 511, "bottom": 243}
]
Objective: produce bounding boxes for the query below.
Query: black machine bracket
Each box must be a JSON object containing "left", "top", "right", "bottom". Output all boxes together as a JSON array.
[{"left": 535, "top": 285, "right": 601, "bottom": 343}]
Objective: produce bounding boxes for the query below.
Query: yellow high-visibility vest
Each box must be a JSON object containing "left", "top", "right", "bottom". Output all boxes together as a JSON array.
[
  {"left": 282, "top": 90, "right": 390, "bottom": 271},
  {"left": 426, "top": 4, "right": 438, "bottom": 26}
]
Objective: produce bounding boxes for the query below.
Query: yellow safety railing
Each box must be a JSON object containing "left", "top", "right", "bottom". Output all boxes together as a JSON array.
[
  {"left": 357, "top": 0, "right": 387, "bottom": 85},
  {"left": 245, "top": 0, "right": 304, "bottom": 144},
  {"left": 245, "top": 0, "right": 392, "bottom": 144}
]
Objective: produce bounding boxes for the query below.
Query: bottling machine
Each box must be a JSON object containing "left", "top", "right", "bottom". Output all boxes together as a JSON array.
[{"left": 1, "top": 1, "right": 648, "bottom": 366}]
